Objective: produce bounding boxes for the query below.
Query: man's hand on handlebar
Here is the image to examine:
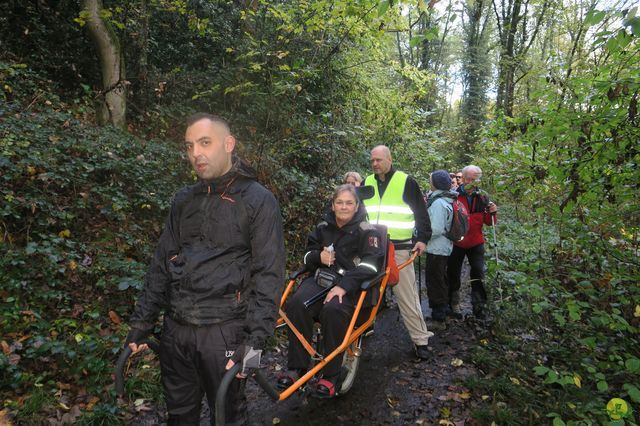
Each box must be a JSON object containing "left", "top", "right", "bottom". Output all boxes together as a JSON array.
[
  {"left": 128, "top": 342, "right": 149, "bottom": 354},
  {"left": 225, "top": 359, "right": 247, "bottom": 379},
  {"left": 412, "top": 241, "right": 426, "bottom": 256}
]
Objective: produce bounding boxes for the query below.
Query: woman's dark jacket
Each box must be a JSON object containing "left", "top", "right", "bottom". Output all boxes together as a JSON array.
[{"left": 303, "top": 204, "right": 384, "bottom": 298}]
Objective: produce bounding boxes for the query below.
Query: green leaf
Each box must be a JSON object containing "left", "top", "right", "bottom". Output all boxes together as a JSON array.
[
  {"left": 584, "top": 10, "right": 606, "bottom": 27},
  {"left": 625, "top": 16, "right": 640, "bottom": 37},
  {"left": 118, "top": 279, "right": 132, "bottom": 291},
  {"left": 625, "top": 357, "right": 640, "bottom": 373},
  {"left": 409, "top": 35, "right": 425, "bottom": 48},
  {"left": 377, "top": 0, "right": 390, "bottom": 17},
  {"left": 623, "top": 383, "right": 640, "bottom": 403},
  {"left": 545, "top": 370, "right": 559, "bottom": 384},
  {"left": 553, "top": 417, "right": 566, "bottom": 426},
  {"left": 534, "top": 366, "right": 549, "bottom": 375},
  {"left": 597, "top": 380, "right": 609, "bottom": 391}
]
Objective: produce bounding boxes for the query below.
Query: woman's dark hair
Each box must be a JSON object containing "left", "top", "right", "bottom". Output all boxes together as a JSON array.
[{"left": 332, "top": 184, "right": 359, "bottom": 205}]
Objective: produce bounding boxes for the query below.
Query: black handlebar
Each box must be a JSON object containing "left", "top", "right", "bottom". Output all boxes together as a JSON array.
[
  {"left": 115, "top": 338, "right": 160, "bottom": 397},
  {"left": 303, "top": 286, "right": 332, "bottom": 308}
]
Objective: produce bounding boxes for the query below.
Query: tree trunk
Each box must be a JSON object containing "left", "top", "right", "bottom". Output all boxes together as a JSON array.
[
  {"left": 495, "top": 0, "right": 521, "bottom": 117},
  {"left": 82, "top": 0, "right": 127, "bottom": 129},
  {"left": 137, "top": 0, "right": 149, "bottom": 109},
  {"left": 459, "top": 0, "right": 491, "bottom": 160}
]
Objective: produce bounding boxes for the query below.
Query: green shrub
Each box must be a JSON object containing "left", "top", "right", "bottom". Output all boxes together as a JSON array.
[{"left": 0, "top": 103, "right": 189, "bottom": 405}]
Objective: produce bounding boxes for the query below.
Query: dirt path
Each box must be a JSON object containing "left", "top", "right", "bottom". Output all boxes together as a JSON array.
[
  {"left": 244, "top": 264, "right": 485, "bottom": 425},
  {"left": 129, "top": 263, "right": 487, "bottom": 425}
]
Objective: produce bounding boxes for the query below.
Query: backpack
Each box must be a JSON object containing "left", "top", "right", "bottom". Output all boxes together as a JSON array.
[
  {"left": 386, "top": 241, "right": 400, "bottom": 286},
  {"left": 446, "top": 199, "right": 469, "bottom": 242}
]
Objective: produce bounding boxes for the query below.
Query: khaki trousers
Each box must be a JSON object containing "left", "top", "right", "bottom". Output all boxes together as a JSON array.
[{"left": 391, "top": 249, "right": 433, "bottom": 346}]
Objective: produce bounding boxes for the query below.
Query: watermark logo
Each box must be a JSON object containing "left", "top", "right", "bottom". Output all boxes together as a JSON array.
[{"left": 606, "top": 398, "right": 629, "bottom": 420}]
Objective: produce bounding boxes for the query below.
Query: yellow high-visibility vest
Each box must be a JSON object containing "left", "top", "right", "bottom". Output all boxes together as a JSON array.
[{"left": 363, "top": 171, "right": 415, "bottom": 241}]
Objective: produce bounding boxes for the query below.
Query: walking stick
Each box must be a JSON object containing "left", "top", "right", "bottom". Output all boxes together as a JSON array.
[
  {"left": 491, "top": 213, "right": 498, "bottom": 263},
  {"left": 417, "top": 254, "right": 422, "bottom": 304},
  {"left": 490, "top": 213, "right": 502, "bottom": 302}
]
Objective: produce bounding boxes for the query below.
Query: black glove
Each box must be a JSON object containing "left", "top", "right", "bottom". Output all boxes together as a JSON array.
[
  {"left": 124, "top": 327, "right": 151, "bottom": 348},
  {"left": 230, "top": 345, "right": 249, "bottom": 365},
  {"left": 230, "top": 345, "right": 262, "bottom": 375}
]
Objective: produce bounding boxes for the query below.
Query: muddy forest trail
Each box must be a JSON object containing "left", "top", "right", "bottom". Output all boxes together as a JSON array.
[{"left": 131, "top": 265, "right": 488, "bottom": 426}]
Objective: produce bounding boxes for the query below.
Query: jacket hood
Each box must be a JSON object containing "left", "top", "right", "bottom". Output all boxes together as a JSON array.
[{"left": 430, "top": 189, "right": 457, "bottom": 202}]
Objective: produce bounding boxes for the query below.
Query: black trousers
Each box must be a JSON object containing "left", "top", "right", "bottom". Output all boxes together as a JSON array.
[
  {"left": 159, "top": 316, "right": 247, "bottom": 425},
  {"left": 426, "top": 253, "right": 449, "bottom": 319},
  {"left": 447, "top": 243, "right": 487, "bottom": 307},
  {"left": 285, "top": 277, "right": 355, "bottom": 380}
]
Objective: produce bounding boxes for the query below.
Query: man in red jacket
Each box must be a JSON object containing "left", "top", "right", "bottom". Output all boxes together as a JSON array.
[{"left": 447, "top": 165, "right": 497, "bottom": 319}]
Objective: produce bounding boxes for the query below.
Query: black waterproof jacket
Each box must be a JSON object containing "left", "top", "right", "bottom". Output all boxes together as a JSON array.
[
  {"left": 303, "top": 204, "right": 384, "bottom": 298},
  {"left": 128, "top": 158, "right": 286, "bottom": 350}
]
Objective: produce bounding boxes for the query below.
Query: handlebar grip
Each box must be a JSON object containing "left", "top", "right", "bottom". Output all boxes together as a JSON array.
[
  {"left": 303, "top": 286, "right": 332, "bottom": 308},
  {"left": 215, "top": 362, "right": 242, "bottom": 426},
  {"left": 253, "top": 369, "right": 280, "bottom": 401},
  {"left": 115, "top": 346, "right": 133, "bottom": 397},
  {"left": 114, "top": 339, "right": 160, "bottom": 397}
]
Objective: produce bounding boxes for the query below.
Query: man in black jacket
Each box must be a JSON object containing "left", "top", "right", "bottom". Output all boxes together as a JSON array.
[{"left": 125, "top": 113, "right": 285, "bottom": 425}]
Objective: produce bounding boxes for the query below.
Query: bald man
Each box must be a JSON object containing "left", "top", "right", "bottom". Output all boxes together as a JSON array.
[{"left": 363, "top": 145, "right": 433, "bottom": 360}]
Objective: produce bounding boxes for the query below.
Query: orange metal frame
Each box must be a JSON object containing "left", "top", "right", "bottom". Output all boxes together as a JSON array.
[{"left": 274, "top": 251, "right": 418, "bottom": 401}]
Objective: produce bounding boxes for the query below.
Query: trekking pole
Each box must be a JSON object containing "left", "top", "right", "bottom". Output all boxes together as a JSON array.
[
  {"left": 417, "top": 254, "right": 422, "bottom": 305},
  {"left": 490, "top": 213, "right": 502, "bottom": 302},
  {"left": 491, "top": 214, "right": 498, "bottom": 264}
]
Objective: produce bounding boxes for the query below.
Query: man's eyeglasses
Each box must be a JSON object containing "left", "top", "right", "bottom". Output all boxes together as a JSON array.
[{"left": 455, "top": 175, "right": 463, "bottom": 180}]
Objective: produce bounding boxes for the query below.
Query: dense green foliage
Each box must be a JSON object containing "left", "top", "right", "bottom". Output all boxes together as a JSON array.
[
  {"left": 1, "top": 64, "right": 187, "bottom": 422},
  {"left": 467, "top": 8, "right": 640, "bottom": 425},
  {"left": 1, "top": 0, "right": 639, "bottom": 424}
]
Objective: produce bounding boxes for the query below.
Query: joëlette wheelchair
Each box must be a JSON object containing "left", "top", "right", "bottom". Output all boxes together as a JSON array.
[{"left": 115, "top": 224, "right": 417, "bottom": 425}]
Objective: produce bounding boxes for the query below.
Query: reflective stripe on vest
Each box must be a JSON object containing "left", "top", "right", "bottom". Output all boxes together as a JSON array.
[{"left": 363, "top": 171, "right": 415, "bottom": 240}]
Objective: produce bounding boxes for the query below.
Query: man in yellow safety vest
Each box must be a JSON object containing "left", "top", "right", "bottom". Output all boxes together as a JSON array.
[{"left": 363, "top": 145, "right": 434, "bottom": 360}]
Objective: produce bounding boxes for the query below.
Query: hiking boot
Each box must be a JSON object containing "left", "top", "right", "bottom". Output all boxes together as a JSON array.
[
  {"left": 364, "top": 325, "right": 375, "bottom": 337},
  {"left": 472, "top": 304, "right": 486, "bottom": 320},
  {"left": 415, "top": 345, "right": 432, "bottom": 360},
  {"left": 276, "top": 369, "right": 301, "bottom": 391},
  {"left": 448, "top": 304, "right": 463, "bottom": 320},
  {"left": 314, "top": 377, "right": 338, "bottom": 399},
  {"left": 428, "top": 319, "right": 447, "bottom": 331}
]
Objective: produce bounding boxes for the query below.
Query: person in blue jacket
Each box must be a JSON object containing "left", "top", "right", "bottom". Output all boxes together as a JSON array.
[{"left": 425, "top": 170, "right": 457, "bottom": 330}]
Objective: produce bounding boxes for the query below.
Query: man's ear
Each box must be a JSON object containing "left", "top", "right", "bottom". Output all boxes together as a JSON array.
[{"left": 224, "top": 135, "right": 236, "bottom": 153}]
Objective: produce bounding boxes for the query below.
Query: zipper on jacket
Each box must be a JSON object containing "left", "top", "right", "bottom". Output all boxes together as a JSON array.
[{"left": 200, "top": 184, "right": 212, "bottom": 241}]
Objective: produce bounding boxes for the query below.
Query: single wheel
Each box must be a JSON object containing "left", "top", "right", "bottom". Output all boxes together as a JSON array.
[{"left": 339, "top": 338, "right": 362, "bottom": 394}]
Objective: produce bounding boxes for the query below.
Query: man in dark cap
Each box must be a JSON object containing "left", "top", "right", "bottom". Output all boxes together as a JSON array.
[{"left": 425, "top": 171, "right": 457, "bottom": 330}]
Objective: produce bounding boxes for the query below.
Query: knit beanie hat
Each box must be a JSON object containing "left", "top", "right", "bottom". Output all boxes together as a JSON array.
[{"left": 431, "top": 170, "right": 452, "bottom": 191}]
